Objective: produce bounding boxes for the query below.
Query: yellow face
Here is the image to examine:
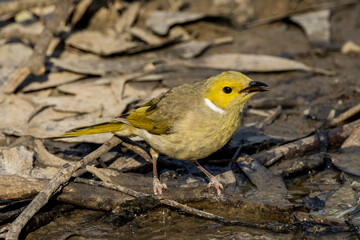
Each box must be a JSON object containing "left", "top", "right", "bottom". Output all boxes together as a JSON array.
[{"left": 204, "top": 71, "right": 267, "bottom": 111}]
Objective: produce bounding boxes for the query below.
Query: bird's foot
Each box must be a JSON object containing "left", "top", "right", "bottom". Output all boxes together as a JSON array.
[
  {"left": 153, "top": 177, "right": 167, "bottom": 195},
  {"left": 207, "top": 177, "right": 224, "bottom": 196}
]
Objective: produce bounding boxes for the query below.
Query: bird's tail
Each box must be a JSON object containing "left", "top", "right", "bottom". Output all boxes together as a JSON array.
[{"left": 51, "top": 121, "right": 128, "bottom": 138}]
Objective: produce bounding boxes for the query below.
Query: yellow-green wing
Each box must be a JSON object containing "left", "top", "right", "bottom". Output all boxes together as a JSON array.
[
  {"left": 126, "top": 105, "right": 168, "bottom": 134},
  {"left": 126, "top": 90, "right": 171, "bottom": 134},
  {"left": 126, "top": 82, "right": 200, "bottom": 135}
]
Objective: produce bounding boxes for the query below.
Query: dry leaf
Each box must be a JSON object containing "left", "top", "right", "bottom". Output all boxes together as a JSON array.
[
  {"left": 115, "top": 1, "right": 141, "bottom": 33},
  {"left": 171, "top": 36, "right": 234, "bottom": 59},
  {"left": 146, "top": 11, "right": 204, "bottom": 35},
  {"left": 50, "top": 54, "right": 144, "bottom": 75},
  {"left": 0, "top": 65, "right": 17, "bottom": 87},
  {"left": 0, "top": 42, "right": 33, "bottom": 67},
  {"left": 171, "top": 40, "right": 211, "bottom": 59},
  {"left": 341, "top": 127, "right": 360, "bottom": 148},
  {"left": 66, "top": 30, "right": 139, "bottom": 56},
  {"left": 21, "top": 72, "right": 84, "bottom": 92},
  {"left": 71, "top": 0, "right": 92, "bottom": 26},
  {"left": 124, "top": 26, "right": 189, "bottom": 55},
  {"left": 4, "top": 111, "right": 114, "bottom": 143},
  {"left": 0, "top": 94, "right": 35, "bottom": 129},
  {"left": 331, "top": 127, "right": 360, "bottom": 176},
  {"left": 341, "top": 41, "right": 360, "bottom": 54},
  {"left": 184, "top": 53, "right": 334, "bottom": 75},
  {"left": 110, "top": 73, "right": 164, "bottom": 101},
  {"left": 29, "top": 107, "right": 77, "bottom": 124},
  {"left": 291, "top": 10, "right": 330, "bottom": 43},
  {"left": 0, "top": 146, "right": 33, "bottom": 178},
  {"left": 130, "top": 27, "right": 163, "bottom": 45},
  {"left": 122, "top": 81, "right": 160, "bottom": 99},
  {"left": 26, "top": 82, "right": 125, "bottom": 116},
  {"left": 0, "top": 22, "right": 43, "bottom": 44},
  {"left": 322, "top": 183, "right": 357, "bottom": 218},
  {"left": 50, "top": 55, "right": 107, "bottom": 75},
  {"left": 87, "top": 7, "right": 118, "bottom": 33}
]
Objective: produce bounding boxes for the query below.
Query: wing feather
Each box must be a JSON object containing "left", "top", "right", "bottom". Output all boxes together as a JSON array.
[{"left": 126, "top": 82, "right": 201, "bottom": 135}]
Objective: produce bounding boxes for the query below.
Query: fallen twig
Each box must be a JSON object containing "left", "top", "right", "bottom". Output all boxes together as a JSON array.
[
  {"left": 120, "top": 138, "right": 153, "bottom": 163},
  {"left": 74, "top": 178, "right": 148, "bottom": 198},
  {"left": 245, "top": 119, "right": 360, "bottom": 166},
  {"left": 236, "top": 156, "right": 287, "bottom": 194},
  {"left": 247, "top": 108, "right": 271, "bottom": 117},
  {"left": 75, "top": 178, "right": 292, "bottom": 233},
  {"left": 2, "top": 135, "right": 123, "bottom": 240},
  {"left": 256, "top": 105, "right": 282, "bottom": 129},
  {"left": 74, "top": 177, "right": 226, "bottom": 222},
  {"left": 329, "top": 103, "right": 360, "bottom": 127},
  {"left": 160, "top": 198, "right": 226, "bottom": 221},
  {"left": 263, "top": 105, "right": 282, "bottom": 125},
  {"left": 3, "top": 0, "right": 74, "bottom": 94}
]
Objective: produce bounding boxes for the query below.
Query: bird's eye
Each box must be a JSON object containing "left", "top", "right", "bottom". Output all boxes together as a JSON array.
[{"left": 222, "top": 86, "right": 232, "bottom": 94}]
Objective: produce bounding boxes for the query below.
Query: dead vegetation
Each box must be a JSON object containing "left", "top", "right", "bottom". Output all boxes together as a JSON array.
[{"left": 0, "top": 0, "right": 360, "bottom": 239}]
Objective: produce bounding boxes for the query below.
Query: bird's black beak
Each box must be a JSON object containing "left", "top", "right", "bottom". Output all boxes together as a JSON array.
[{"left": 239, "top": 81, "right": 269, "bottom": 94}]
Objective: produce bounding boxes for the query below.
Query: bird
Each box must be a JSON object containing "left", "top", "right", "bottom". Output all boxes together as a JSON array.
[{"left": 53, "top": 71, "right": 268, "bottom": 196}]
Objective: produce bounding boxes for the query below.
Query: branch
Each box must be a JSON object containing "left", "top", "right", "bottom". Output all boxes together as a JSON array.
[
  {"left": 246, "top": 119, "right": 360, "bottom": 166},
  {"left": 329, "top": 103, "right": 360, "bottom": 127},
  {"left": 75, "top": 178, "right": 291, "bottom": 233}
]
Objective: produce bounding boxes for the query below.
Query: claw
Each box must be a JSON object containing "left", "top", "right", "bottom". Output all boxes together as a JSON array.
[
  {"left": 207, "top": 177, "right": 224, "bottom": 196},
  {"left": 153, "top": 177, "right": 168, "bottom": 195}
]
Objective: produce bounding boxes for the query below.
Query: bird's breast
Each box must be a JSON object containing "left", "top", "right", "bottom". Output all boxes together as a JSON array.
[{"left": 140, "top": 108, "right": 242, "bottom": 161}]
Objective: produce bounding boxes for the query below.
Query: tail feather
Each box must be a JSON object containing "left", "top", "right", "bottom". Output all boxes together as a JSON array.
[{"left": 52, "top": 121, "right": 125, "bottom": 138}]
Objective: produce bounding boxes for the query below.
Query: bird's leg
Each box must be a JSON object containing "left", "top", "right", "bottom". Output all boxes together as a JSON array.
[
  {"left": 150, "top": 148, "right": 167, "bottom": 195},
  {"left": 195, "top": 161, "right": 223, "bottom": 196}
]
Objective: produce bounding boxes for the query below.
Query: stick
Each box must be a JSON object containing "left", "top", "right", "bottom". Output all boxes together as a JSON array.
[
  {"left": 3, "top": 0, "right": 74, "bottom": 94},
  {"left": 76, "top": 178, "right": 226, "bottom": 221},
  {"left": 4, "top": 136, "right": 123, "bottom": 240},
  {"left": 329, "top": 103, "right": 360, "bottom": 127},
  {"left": 160, "top": 198, "right": 226, "bottom": 222},
  {"left": 162, "top": 198, "right": 291, "bottom": 233},
  {"left": 120, "top": 139, "right": 153, "bottom": 163},
  {"left": 73, "top": 137, "right": 152, "bottom": 178},
  {"left": 74, "top": 178, "right": 148, "bottom": 198},
  {"left": 246, "top": 119, "right": 360, "bottom": 166},
  {"left": 76, "top": 178, "right": 291, "bottom": 233}
]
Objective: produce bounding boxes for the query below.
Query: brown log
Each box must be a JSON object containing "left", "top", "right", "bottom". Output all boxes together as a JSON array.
[{"left": 0, "top": 175, "right": 47, "bottom": 200}]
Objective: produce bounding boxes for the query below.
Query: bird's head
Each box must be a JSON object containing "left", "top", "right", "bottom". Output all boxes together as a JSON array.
[{"left": 203, "top": 71, "right": 268, "bottom": 114}]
